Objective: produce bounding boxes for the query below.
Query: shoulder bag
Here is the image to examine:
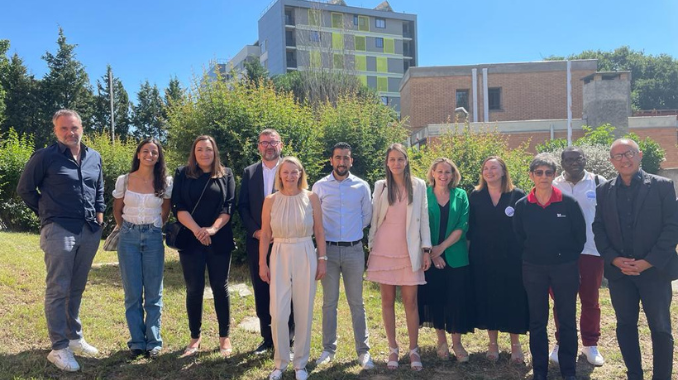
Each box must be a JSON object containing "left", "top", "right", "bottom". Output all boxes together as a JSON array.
[
  {"left": 103, "top": 174, "right": 129, "bottom": 251},
  {"left": 165, "top": 176, "right": 211, "bottom": 250}
]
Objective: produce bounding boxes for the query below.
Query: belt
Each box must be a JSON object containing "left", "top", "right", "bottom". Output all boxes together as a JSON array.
[{"left": 326, "top": 240, "right": 362, "bottom": 247}]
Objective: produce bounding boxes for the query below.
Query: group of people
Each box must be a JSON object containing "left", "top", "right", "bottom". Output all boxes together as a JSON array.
[{"left": 17, "top": 109, "right": 677, "bottom": 380}]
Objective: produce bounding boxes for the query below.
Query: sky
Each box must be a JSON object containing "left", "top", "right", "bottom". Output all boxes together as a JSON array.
[{"left": 2, "top": 0, "right": 677, "bottom": 101}]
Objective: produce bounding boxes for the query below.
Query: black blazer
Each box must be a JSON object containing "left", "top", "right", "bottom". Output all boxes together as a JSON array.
[
  {"left": 238, "top": 162, "right": 267, "bottom": 255},
  {"left": 592, "top": 170, "right": 678, "bottom": 280}
]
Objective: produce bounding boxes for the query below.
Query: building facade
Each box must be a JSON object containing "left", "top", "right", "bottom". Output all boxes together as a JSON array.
[{"left": 259, "top": 0, "right": 417, "bottom": 110}]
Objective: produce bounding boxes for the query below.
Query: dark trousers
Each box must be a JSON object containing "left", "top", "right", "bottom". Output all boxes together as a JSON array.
[
  {"left": 608, "top": 271, "right": 674, "bottom": 380},
  {"left": 523, "top": 260, "right": 579, "bottom": 378},
  {"left": 179, "top": 245, "right": 232, "bottom": 338},
  {"left": 247, "top": 242, "right": 294, "bottom": 343},
  {"left": 552, "top": 254, "right": 604, "bottom": 346}
]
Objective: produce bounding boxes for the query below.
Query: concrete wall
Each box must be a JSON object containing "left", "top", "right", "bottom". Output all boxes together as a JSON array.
[
  {"left": 657, "top": 168, "right": 678, "bottom": 194},
  {"left": 583, "top": 72, "right": 632, "bottom": 136},
  {"left": 259, "top": 1, "right": 286, "bottom": 75}
]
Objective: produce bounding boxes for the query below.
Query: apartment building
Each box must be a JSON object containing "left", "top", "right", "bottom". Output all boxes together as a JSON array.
[{"left": 258, "top": 0, "right": 417, "bottom": 110}]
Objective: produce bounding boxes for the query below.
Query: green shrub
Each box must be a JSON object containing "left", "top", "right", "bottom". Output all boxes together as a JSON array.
[
  {"left": 626, "top": 133, "right": 665, "bottom": 174},
  {"left": 0, "top": 129, "right": 39, "bottom": 231},
  {"left": 539, "top": 144, "right": 618, "bottom": 180}
]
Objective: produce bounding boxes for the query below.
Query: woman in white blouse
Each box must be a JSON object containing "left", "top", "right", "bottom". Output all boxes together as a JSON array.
[{"left": 113, "top": 138, "right": 172, "bottom": 359}]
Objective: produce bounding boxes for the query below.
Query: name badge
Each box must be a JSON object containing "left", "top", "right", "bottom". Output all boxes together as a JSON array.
[
  {"left": 505, "top": 206, "right": 515, "bottom": 217},
  {"left": 586, "top": 190, "right": 596, "bottom": 199}
]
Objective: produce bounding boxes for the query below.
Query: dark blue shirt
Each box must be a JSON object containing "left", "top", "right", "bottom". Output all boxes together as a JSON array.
[
  {"left": 616, "top": 170, "right": 643, "bottom": 258},
  {"left": 17, "top": 141, "right": 105, "bottom": 233}
]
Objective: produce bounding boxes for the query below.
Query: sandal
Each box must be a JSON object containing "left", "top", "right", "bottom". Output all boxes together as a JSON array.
[
  {"left": 181, "top": 339, "right": 201, "bottom": 358},
  {"left": 486, "top": 342, "right": 499, "bottom": 362},
  {"left": 387, "top": 346, "right": 399, "bottom": 370},
  {"left": 511, "top": 343, "right": 525, "bottom": 364},
  {"left": 409, "top": 347, "right": 423, "bottom": 371},
  {"left": 452, "top": 344, "right": 469, "bottom": 363},
  {"left": 436, "top": 341, "right": 449, "bottom": 360},
  {"left": 219, "top": 337, "right": 233, "bottom": 358}
]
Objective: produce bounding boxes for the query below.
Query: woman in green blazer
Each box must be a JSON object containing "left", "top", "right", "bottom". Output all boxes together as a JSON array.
[{"left": 418, "top": 157, "right": 475, "bottom": 363}]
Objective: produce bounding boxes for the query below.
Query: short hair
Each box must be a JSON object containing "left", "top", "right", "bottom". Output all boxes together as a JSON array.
[
  {"left": 529, "top": 153, "right": 558, "bottom": 172},
  {"left": 259, "top": 128, "right": 280, "bottom": 139},
  {"left": 426, "top": 157, "right": 461, "bottom": 189},
  {"left": 475, "top": 156, "right": 515, "bottom": 193},
  {"left": 186, "top": 135, "right": 226, "bottom": 179},
  {"left": 561, "top": 146, "right": 585, "bottom": 160},
  {"left": 275, "top": 156, "right": 309, "bottom": 190},
  {"left": 52, "top": 109, "right": 82, "bottom": 126},
  {"left": 331, "top": 142, "right": 352, "bottom": 157},
  {"left": 610, "top": 138, "right": 640, "bottom": 154}
]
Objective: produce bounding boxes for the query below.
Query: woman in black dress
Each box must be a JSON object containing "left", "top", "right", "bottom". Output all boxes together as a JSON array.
[
  {"left": 171, "top": 135, "right": 236, "bottom": 358},
  {"left": 468, "top": 156, "right": 528, "bottom": 363}
]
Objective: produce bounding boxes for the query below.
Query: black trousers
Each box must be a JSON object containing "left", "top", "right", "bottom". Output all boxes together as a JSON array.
[
  {"left": 523, "top": 260, "right": 579, "bottom": 378},
  {"left": 246, "top": 242, "right": 294, "bottom": 343},
  {"left": 608, "top": 270, "right": 674, "bottom": 380},
  {"left": 179, "top": 245, "right": 232, "bottom": 338}
]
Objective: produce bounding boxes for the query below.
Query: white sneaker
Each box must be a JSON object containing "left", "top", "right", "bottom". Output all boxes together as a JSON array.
[
  {"left": 47, "top": 348, "right": 80, "bottom": 372},
  {"left": 269, "top": 367, "right": 285, "bottom": 380},
  {"left": 69, "top": 338, "right": 99, "bottom": 356},
  {"left": 549, "top": 344, "right": 559, "bottom": 364},
  {"left": 582, "top": 346, "right": 605, "bottom": 366},
  {"left": 358, "top": 352, "right": 375, "bottom": 369},
  {"left": 295, "top": 367, "right": 309, "bottom": 380},
  {"left": 315, "top": 350, "right": 335, "bottom": 365}
]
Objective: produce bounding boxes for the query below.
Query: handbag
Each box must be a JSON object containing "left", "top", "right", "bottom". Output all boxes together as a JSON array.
[
  {"left": 103, "top": 174, "right": 129, "bottom": 251},
  {"left": 165, "top": 175, "right": 211, "bottom": 250}
]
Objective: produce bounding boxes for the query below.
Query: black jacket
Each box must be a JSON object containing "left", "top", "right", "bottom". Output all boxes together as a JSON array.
[
  {"left": 592, "top": 170, "right": 678, "bottom": 280},
  {"left": 238, "top": 162, "right": 267, "bottom": 255}
]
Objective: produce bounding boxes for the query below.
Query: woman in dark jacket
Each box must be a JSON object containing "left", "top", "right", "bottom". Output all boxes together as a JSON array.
[
  {"left": 513, "top": 154, "right": 586, "bottom": 380},
  {"left": 172, "top": 135, "right": 236, "bottom": 358}
]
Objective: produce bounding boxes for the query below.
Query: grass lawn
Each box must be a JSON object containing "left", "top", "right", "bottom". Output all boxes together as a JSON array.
[{"left": 0, "top": 231, "right": 676, "bottom": 379}]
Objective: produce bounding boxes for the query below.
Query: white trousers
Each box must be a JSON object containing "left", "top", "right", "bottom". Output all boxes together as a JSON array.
[{"left": 270, "top": 236, "right": 317, "bottom": 370}]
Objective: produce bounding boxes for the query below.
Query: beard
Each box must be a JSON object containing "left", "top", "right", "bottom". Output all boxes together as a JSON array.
[
  {"left": 333, "top": 166, "right": 349, "bottom": 177},
  {"left": 263, "top": 149, "right": 280, "bottom": 161}
]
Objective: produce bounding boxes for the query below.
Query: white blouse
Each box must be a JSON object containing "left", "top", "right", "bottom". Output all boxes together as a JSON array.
[{"left": 112, "top": 175, "right": 173, "bottom": 227}]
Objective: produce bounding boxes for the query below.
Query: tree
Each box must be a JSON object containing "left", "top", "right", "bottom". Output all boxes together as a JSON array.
[
  {"left": 0, "top": 39, "right": 9, "bottom": 125},
  {"left": 164, "top": 76, "right": 183, "bottom": 109},
  {"left": 243, "top": 59, "right": 269, "bottom": 88},
  {"left": 92, "top": 65, "right": 132, "bottom": 139},
  {"left": 547, "top": 47, "right": 678, "bottom": 111},
  {"left": 132, "top": 80, "right": 166, "bottom": 142},
  {"left": 39, "top": 28, "right": 94, "bottom": 146},
  {"left": 0, "top": 54, "right": 42, "bottom": 137}
]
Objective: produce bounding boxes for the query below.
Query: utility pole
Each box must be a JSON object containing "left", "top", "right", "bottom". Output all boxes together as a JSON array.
[{"left": 109, "top": 69, "right": 115, "bottom": 143}]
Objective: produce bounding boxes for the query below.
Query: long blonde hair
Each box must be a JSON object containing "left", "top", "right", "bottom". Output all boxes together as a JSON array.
[
  {"left": 274, "top": 156, "right": 309, "bottom": 190},
  {"left": 427, "top": 158, "right": 461, "bottom": 189}
]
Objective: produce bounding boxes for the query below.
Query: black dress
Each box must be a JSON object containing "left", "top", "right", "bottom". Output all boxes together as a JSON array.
[
  {"left": 419, "top": 201, "right": 475, "bottom": 334},
  {"left": 468, "top": 187, "right": 529, "bottom": 334}
]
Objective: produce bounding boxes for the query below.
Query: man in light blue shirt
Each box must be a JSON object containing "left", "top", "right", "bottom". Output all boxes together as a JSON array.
[{"left": 311, "top": 142, "right": 374, "bottom": 369}]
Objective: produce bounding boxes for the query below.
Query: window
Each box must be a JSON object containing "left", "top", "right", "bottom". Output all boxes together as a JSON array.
[
  {"left": 332, "top": 33, "right": 343, "bottom": 49},
  {"left": 381, "top": 96, "right": 389, "bottom": 105},
  {"left": 355, "top": 55, "right": 367, "bottom": 71},
  {"left": 377, "top": 77, "right": 388, "bottom": 92},
  {"left": 376, "top": 57, "right": 387, "bottom": 73},
  {"left": 261, "top": 40, "right": 267, "bottom": 53},
  {"left": 384, "top": 38, "right": 394, "bottom": 54},
  {"left": 308, "top": 9, "right": 321, "bottom": 26},
  {"left": 354, "top": 15, "right": 358, "bottom": 27},
  {"left": 333, "top": 54, "right": 344, "bottom": 69},
  {"left": 354, "top": 36, "right": 366, "bottom": 51},
  {"left": 331, "top": 13, "right": 343, "bottom": 28},
  {"left": 456, "top": 89, "right": 469, "bottom": 110},
  {"left": 358, "top": 16, "right": 369, "bottom": 31},
  {"left": 488, "top": 87, "right": 502, "bottom": 110},
  {"left": 310, "top": 51, "right": 321, "bottom": 68},
  {"left": 375, "top": 37, "right": 384, "bottom": 49},
  {"left": 310, "top": 31, "right": 321, "bottom": 43},
  {"left": 375, "top": 18, "right": 385, "bottom": 29}
]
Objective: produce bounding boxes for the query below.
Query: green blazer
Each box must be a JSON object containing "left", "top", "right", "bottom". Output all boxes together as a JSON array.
[{"left": 427, "top": 186, "right": 469, "bottom": 268}]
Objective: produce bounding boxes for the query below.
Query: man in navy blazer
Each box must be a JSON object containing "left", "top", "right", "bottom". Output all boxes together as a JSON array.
[
  {"left": 592, "top": 138, "right": 678, "bottom": 380},
  {"left": 238, "top": 128, "right": 293, "bottom": 355}
]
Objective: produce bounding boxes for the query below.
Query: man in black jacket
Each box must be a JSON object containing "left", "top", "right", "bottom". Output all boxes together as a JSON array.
[{"left": 593, "top": 138, "right": 678, "bottom": 380}]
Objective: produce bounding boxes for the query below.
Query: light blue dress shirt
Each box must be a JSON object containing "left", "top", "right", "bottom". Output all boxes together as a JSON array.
[{"left": 311, "top": 172, "right": 372, "bottom": 242}]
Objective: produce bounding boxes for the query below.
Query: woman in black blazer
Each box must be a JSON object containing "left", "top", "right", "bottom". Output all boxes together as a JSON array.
[{"left": 171, "top": 135, "right": 236, "bottom": 358}]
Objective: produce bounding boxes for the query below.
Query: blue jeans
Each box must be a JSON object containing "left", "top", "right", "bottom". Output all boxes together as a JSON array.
[
  {"left": 117, "top": 221, "right": 164, "bottom": 350},
  {"left": 41, "top": 222, "right": 102, "bottom": 350}
]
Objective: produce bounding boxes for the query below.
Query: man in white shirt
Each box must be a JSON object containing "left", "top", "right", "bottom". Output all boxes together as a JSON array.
[
  {"left": 312, "top": 142, "right": 374, "bottom": 369},
  {"left": 551, "top": 147, "right": 606, "bottom": 366}
]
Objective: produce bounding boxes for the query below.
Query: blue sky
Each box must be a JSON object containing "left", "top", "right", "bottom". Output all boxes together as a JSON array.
[{"left": 2, "top": 0, "right": 676, "bottom": 100}]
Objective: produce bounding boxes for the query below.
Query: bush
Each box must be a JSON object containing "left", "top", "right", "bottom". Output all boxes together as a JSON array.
[
  {"left": 539, "top": 144, "right": 618, "bottom": 180},
  {"left": 0, "top": 129, "right": 39, "bottom": 231}
]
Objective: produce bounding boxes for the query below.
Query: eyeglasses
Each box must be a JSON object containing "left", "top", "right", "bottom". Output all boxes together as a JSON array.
[
  {"left": 563, "top": 156, "right": 584, "bottom": 164},
  {"left": 532, "top": 169, "right": 554, "bottom": 177},
  {"left": 611, "top": 150, "right": 638, "bottom": 161},
  {"left": 259, "top": 141, "right": 281, "bottom": 148}
]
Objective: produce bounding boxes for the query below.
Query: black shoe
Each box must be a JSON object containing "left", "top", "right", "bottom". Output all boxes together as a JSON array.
[
  {"left": 533, "top": 374, "right": 547, "bottom": 380},
  {"left": 129, "top": 349, "right": 145, "bottom": 360},
  {"left": 562, "top": 376, "right": 577, "bottom": 380},
  {"left": 253, "top": 340, "right": 273, "bottom": 355}
]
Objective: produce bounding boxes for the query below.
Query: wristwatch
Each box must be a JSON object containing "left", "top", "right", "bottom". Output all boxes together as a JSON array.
[
  {"left": 318, "top": 256, "right": 328, "bottom": 261},
  {"left": 423, "top": 248, "right": 432, "bottom": 254}
]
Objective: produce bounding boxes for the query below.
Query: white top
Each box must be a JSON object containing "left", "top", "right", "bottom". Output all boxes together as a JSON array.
[
  {"left": 553, "top": 171, "right": 605, "bottom": 256},
  {"left": 262, "top": 160, "right": 280, "bottom": 197},
  {"left": 311, "top": 172, "right": 371, "bottom": 242},
  {"left": 112, "top": 175, "right": 173, "bottom": 227}
]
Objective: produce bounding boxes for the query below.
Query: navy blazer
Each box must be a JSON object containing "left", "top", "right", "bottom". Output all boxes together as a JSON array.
[
  {"left": 238, "top": 162, "right": 267, "bottom": 255},
  {"left": 592, "top": 170, "right": 678, "bottom": 280}
]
